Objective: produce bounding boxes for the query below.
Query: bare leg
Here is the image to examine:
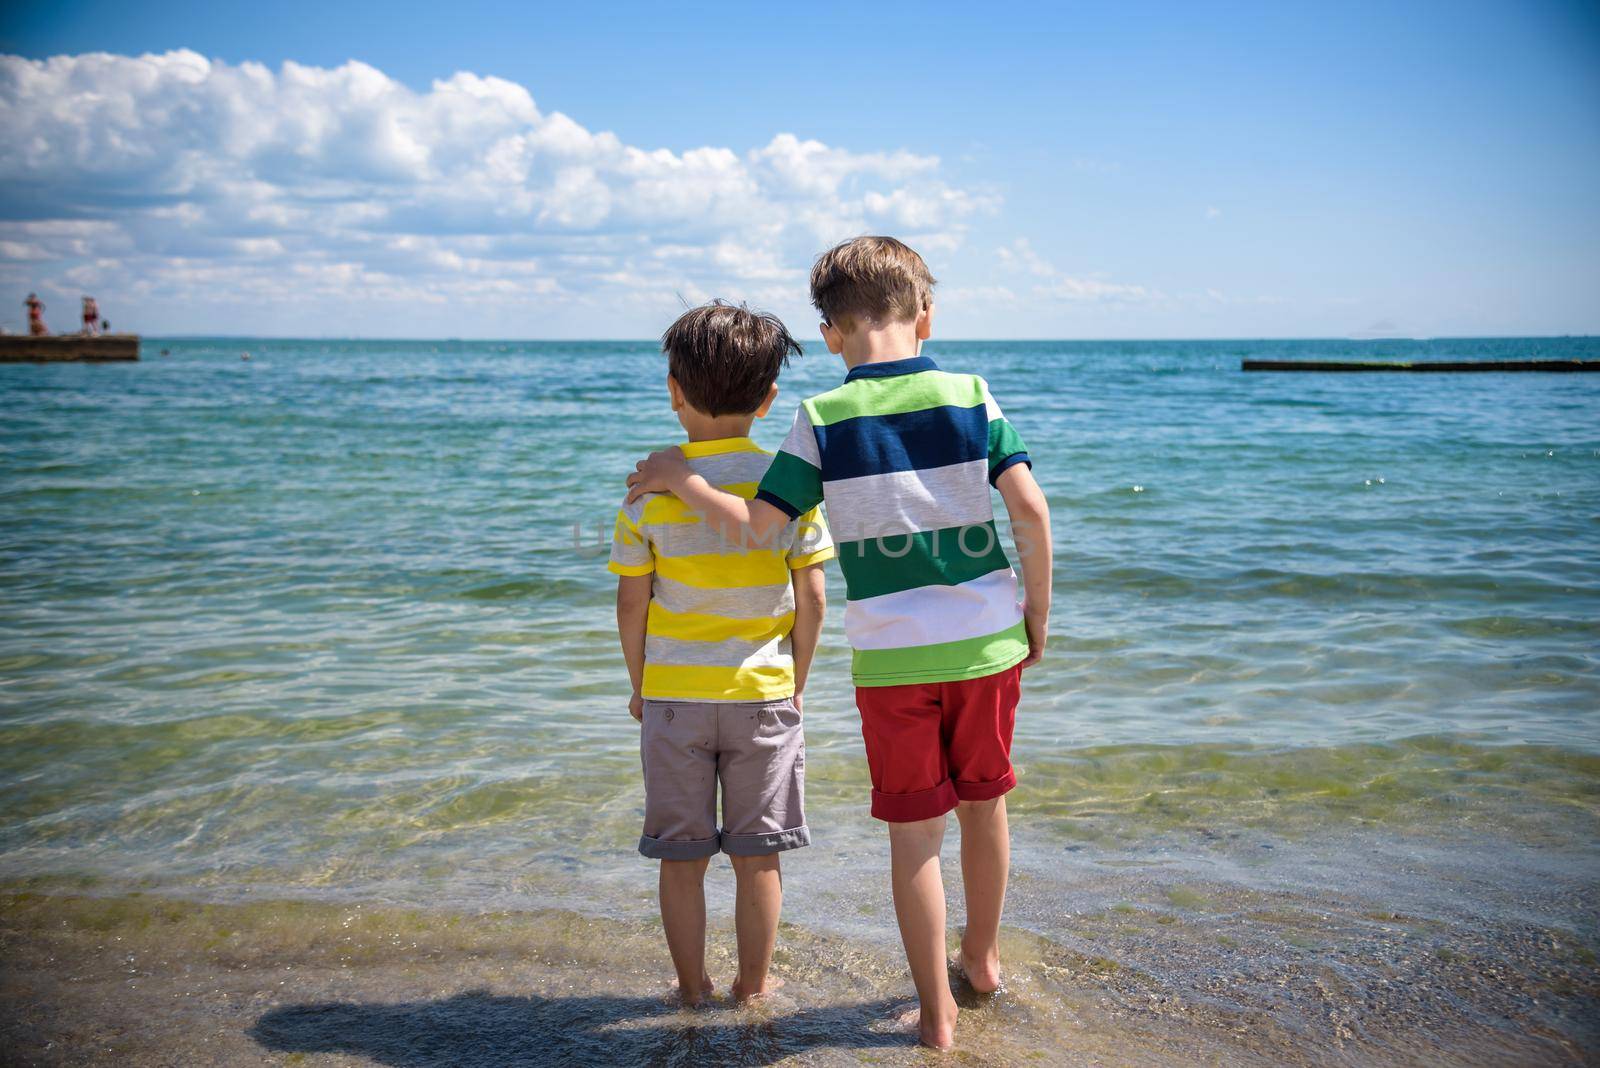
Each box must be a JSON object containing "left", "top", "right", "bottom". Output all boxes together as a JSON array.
[
  {"left": 659, "top": 856, "right": 714, "bottom": 1005},
  {"left": 888, "top": 815, "right": 958, "bottom": 1049},
  {"left": 729, "top": 853, "right": 784, "bottom": 1001},
  {"left": 955, "top": 796, "right": 1009, "bottom": 993}
]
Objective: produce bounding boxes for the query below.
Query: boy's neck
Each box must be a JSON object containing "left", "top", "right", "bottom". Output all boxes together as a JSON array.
[
  {"left": 838, "top": 321, "right": 923, "bottom": 371},
  {"left": 679, "top": 411, "right": 757, "bottom": 443}
]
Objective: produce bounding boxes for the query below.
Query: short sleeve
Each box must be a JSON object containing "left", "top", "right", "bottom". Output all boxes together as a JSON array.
[
  {"left": 755, "top": 406, "right": 825, "bottom": 518},
  {"left": 982, "top": 380, "right": 1031, "bottom": 485},
  {"left": 607, "top": 505, "right": 654, "bottom": 577},
  {"left": 787, "top": 504, "right": 834, "bottom": 569}
]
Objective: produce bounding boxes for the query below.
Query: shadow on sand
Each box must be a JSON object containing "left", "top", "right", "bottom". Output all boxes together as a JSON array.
[{"left": 251, "top": 989, "right": 915, "bottom": 1066}]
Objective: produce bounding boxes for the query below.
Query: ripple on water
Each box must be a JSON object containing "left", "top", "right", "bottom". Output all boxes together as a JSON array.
[{"left": 1, "top": 338, "right": 1597, "bottom": 1059}]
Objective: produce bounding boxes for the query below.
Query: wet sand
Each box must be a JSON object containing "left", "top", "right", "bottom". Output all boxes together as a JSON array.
[{"left": 3, "top": 881, "right": 1594, "bottom": 1067}]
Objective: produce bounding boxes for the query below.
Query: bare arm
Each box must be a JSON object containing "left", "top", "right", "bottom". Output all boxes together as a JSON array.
[
  {"left": 996, "top": 463, "right": 1052, "bottom": 669},
  {"left": 616, "top": 573, "right": 653, "bottom": 721},
  {"left": 625, "top": 447, "right": 790, "bottom": 545},
  {"left": 788, "top": 563, "right": 827, "bottom": 711}
]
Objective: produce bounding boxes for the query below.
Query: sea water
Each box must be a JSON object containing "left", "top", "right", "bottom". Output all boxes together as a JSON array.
[{"left": 1, "top": 337, "right": 1596, "bottom": 1062}]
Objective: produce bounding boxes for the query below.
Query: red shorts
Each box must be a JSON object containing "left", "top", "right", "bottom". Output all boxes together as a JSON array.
[{"left": 855, "top": 664, "right": 1021, "bottom": 822}]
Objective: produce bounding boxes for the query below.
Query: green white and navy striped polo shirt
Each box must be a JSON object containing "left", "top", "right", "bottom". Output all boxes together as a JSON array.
[{"left": 754, "top": 355, "right": 1032, "bottom": 687}]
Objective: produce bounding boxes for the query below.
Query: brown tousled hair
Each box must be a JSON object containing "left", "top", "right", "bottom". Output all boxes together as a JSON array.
[
  {"left": 661, "top": 300, "right": 802, "bottom": 416},
  {"left": 809, "top": 236, "right": 936, "bottom": 330}
]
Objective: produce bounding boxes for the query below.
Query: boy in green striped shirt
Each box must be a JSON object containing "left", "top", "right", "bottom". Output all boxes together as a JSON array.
[{"left": 628, "top": 236, "right": 1053, "bottom": 1049}]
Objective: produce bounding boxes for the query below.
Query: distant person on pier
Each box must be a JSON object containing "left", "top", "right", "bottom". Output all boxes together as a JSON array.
[
  {"left": 81, "top": 296, "right": 99, "bottom": 336},
  {"left": 25, "top": 293, "right": 47, "bottom": 336}
]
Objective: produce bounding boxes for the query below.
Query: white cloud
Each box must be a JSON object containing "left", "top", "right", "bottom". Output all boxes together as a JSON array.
[
  {"left": 1205, "top": 205, "right": 1223, "bottom": 219},
  {"left": 994, "top": 237, "right": 1055, "bottom": 278},
  {"left": 0, "top": 50, "right": 993, "bottom": 334},
  {"left": 751, "top": 133, "right": 938, "bottom": 199},
  {"left": 941, "top": 284, "right": 1019, "bottom": 307},
  {"left": 995, "top": 238, "right": 1155, "bottom": 304},
  {"left": 1036, "top": 275, "right": 1154, "bottom": 302}
]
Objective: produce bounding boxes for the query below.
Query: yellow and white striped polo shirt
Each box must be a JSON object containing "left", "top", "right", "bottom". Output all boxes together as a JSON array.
[{"left": 608, "top": 436, "right": 834, "bottom": 702}]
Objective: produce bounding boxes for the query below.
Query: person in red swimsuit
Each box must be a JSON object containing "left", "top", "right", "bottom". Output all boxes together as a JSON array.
[{"left": 81, "top": 296, "right": 99, "bottom": 336}]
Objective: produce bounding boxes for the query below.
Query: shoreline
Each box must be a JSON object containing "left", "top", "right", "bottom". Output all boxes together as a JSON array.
[{"left": 4, "top": 868, "right": 1594, "bottom": 1067}]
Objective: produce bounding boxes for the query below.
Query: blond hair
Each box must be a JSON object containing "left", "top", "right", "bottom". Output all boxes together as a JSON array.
[{"left": 809, "top": 236, "right": 936, "bottom": 330}]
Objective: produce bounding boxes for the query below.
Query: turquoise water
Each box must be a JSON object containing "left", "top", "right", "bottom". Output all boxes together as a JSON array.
[{"left": 2, "top": 338, "right": 1598, "bottom": 1058}]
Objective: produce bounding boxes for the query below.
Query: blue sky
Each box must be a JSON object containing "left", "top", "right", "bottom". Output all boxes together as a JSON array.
[{"left": 2, "top": 1, "right": 1597, "bottom": 338}]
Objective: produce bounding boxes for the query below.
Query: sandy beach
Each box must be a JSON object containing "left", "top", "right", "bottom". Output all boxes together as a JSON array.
[{"left": 4, "top": 860, "right": 1595, "bottom": 1068}]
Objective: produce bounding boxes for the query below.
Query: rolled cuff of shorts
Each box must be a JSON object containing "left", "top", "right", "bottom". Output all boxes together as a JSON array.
[
  {"left": 871, "top": 779, "right": 959, "bottom": 823},
  {"left": 721, "top": 826, "right": 810, "bottom": 856},
  {"left": 953, "top": 769, "right": 1017, "bottom": 803},
  {"left": 638, "top": 834, "right": 721, "bottom": 861}
]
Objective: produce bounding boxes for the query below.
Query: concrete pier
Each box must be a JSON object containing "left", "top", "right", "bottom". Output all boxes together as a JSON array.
[
  {"left": 0, "top": 335, "right": 140, "bottom": 362},
  {"left": 1242, "top": 358, "right": 1598, "bottom": 372}
]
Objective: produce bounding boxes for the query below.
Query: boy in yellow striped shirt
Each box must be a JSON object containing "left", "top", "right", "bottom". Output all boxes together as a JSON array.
[{"left": 609, "top": 301, "right": 833, "bottom": 1005}]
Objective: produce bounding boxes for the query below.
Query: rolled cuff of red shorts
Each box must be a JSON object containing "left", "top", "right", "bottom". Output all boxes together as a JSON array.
[
  {"left": 953, "top": 769, "right": 1017, "bottom": 803},
  {"left": 871, "top": 779, "right": 960, "bottom": 822}
]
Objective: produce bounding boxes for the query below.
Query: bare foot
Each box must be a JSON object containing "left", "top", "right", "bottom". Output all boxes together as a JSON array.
[
  {"left": 670, "top": 973, "right": 716, "bottom": 1007},
  {"left": 921, "top": 1005, "right": 958, "bottom": 1050},
  {"left": 731, "top": 974, "right": 785, "bottom": 1003},
  {"left": 954, "top": 945, "right": 1003, "bottom": 995},
  {"left": 897, "top": 1002, "right": 957, "bottom": 1050}
]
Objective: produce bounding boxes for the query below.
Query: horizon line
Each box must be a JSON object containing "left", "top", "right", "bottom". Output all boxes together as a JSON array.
[{"left": 131, "top": 333, "right": 1600, "bottom": 344}]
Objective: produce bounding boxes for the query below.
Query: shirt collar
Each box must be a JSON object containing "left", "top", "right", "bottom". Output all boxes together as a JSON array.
[
  {"left": 843, "top": 355, "right": 939, "bottom": 382},
  {"left": 679, "top": 436, "right": 760, "bottom": 458}
]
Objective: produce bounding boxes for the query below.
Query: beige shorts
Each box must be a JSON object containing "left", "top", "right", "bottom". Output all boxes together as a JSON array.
[{"left": 638, "top": 697, "right": 809, "bottom": 860}]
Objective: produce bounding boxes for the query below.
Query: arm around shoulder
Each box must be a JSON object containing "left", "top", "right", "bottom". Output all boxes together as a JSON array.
[{"left": 625, "top": 448, "right": 789, "bottom": 546}]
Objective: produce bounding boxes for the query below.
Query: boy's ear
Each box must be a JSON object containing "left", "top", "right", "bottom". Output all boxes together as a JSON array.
[
  {"left": 916, "top": 302, "right": 934, "bottom": 341},
  {"left": 819, "top": 320, "right": 844, "bottom": 355},
  {"left": 755, "top": 382, "right": 778, "bottom": 418},
  {"left": 666, "top": 373, "right": 684, "bottom": 412}
]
